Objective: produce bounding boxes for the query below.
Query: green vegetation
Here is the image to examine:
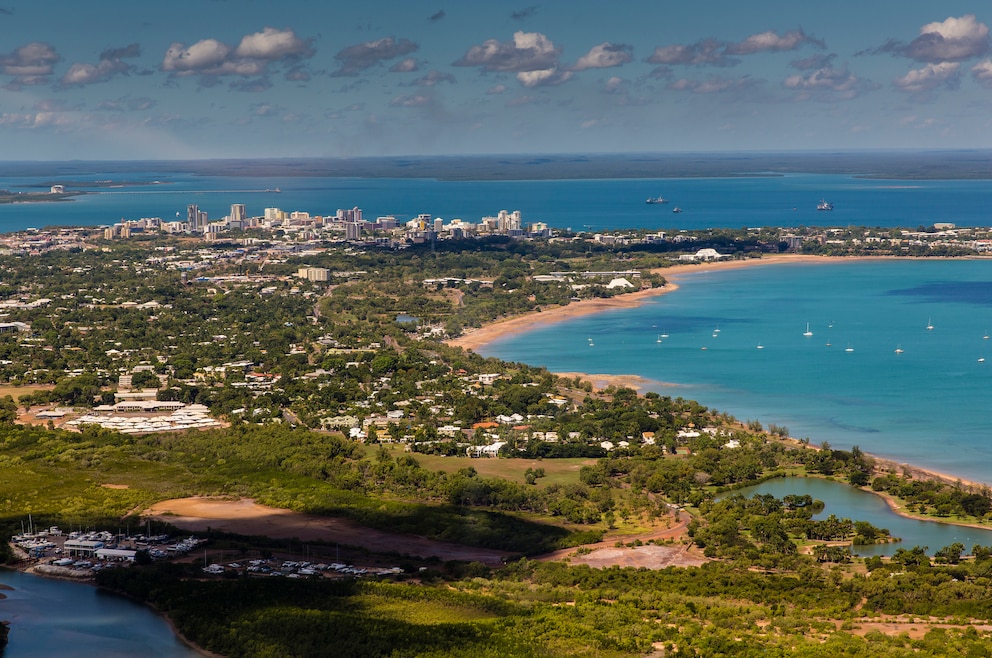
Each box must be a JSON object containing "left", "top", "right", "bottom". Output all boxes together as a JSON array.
[
  {"left": 1, "top": 234, "right": 992, "bottom": 655},
  {"left": 94, "top": 557, "right": 992, "bottom": 657}
]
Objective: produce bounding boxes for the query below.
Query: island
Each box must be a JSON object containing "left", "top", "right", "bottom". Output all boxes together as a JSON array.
[{"left": 0, "top": 186, "right": 84, "bottom": 204}]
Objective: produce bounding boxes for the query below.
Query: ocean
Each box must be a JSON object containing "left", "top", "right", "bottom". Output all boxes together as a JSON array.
[
  {"left": 1, "top": 170, "right": 992, "bottom": 233},
  {"left": 483, "top": 259, "right": 992, "bottom": 485}
]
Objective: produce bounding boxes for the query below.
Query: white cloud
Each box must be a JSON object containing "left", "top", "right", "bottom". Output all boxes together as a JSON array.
[
  {"left": 0, "top": 109, "right": 75, "bottom": 129},
  {"left": 333, "top": 37, "right": 418, "bottom": 77},
  {"left": 390, "top": 93, "right": 431, "bottom": 107},
  {"left": 162, "top": 28, "right": 314, "bottom": 88},
  {"left": 0, "top": 42, "right": 60, "bottom": 86},
  {"left": 516, "top": 68, "right": 572, "bottom": 87},
  {"left": 647, "top": 39, "right": 733, "bottom": 67},
  {"left": 971, "top": 59, "right": 992, "bottom": 87},
  {"left": 872, "top": 15, "right": 991, "bottom": 62},
  {"left": 726, "top": 29, "right": 824, "bottom": 55},
  {"left": 61, "top": 43, "right": 141, "bottom": 87},
  {"left": 234, "top": 27, "right": 312, "bottom": 60},
  {"left": 783, "top": 64, "right": 877, "bottom": 100},
  {"left": 454, "top": 31, "right": 560, "bottom": 72},
  {"left": 573, "top": 43, "right": 633, "bottom": 71},
  {"left": 486, "top": 84, "right": 507, "bottom": 94},
  {"left": 162, "top": 39, "right": 230, "bottom": 74},
  {"left": 893, "top": 62, "right": 961, "bottom": 95},
  {"left": 389, "top": 58, "right": 419, "bottom": 73}
]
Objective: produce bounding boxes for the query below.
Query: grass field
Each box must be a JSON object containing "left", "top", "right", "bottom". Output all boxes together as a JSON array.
[
  {"left": 378, "top": 444, "right": 591, "bottom": 487},
  {"left": 0, "top": 384, "right": 53, "bottom": 400}
]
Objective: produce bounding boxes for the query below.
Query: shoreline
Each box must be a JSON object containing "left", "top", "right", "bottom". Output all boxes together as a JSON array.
[
  {"left": 447, "top": 254, "right": 904, "bottom": 353},
  {"left": 447, "top": 252, "right": 992, "bottom": 496}
]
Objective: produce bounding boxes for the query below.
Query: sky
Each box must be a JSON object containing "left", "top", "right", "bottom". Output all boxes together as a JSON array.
[{"left": 3, "top": 1, "right": 992, "bottom": 160}]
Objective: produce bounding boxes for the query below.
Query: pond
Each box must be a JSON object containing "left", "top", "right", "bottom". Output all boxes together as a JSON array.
[{"left": 726, "top": 478, "right": 992, "bottom": 557}]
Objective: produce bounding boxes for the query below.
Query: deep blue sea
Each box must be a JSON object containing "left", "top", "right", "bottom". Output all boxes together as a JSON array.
[
  {"left": 2, "top": 171, "right": 992, "bottom": 232},
  {"left": 484, "top": 259, "right": 992, "bottom": 485}
]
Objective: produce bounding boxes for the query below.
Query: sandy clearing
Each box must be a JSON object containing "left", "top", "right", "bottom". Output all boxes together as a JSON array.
[
  {"left": 145, "top": 497, "right": 510, "bottom": 566},
  {"left": 535, "top": 509, "right": 703, "bottom": 569},
  {"left": 568, "top": 544, "right": 707, "bottom": 569}
]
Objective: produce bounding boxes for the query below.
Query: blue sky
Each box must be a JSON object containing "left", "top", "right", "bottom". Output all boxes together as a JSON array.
[{"left": 2, "top": 1, "right": 992, "bottom": 159}]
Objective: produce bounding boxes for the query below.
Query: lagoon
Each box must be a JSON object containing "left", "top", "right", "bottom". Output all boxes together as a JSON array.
[
  {"left": 0, "top": 569, "right": 200, "bottom": 657},
  {"left": 728, "top": 478, "right": 992, "bottom": 557}
]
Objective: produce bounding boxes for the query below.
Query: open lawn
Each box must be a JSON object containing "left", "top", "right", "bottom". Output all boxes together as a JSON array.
[
  {"left": 0, "top": 384, "right": 53, "bottom": 400},
  {"left": 377, "top": 444, "right": 591, "bottom": 487}
]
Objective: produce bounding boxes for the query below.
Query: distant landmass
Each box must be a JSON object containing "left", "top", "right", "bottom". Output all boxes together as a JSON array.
[
  {"left": 2, "top": 150, "right": 992, "bottom": 181},
  {"left": 0, "top": 189, "right": 83, "bottom": 204}
]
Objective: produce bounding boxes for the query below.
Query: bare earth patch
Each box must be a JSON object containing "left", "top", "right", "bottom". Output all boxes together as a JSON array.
[
  {"left": 536, "top": 510, "right": 709, "bottom": 569},
  {"left": 569, "top": 544, "right": 707, "bottom": 569},
  {"left": 100, "top": 484, "right": 130, "bottom": 489},
  {"left": 145, "top": 497, "right": 509, "bottom": 566}
]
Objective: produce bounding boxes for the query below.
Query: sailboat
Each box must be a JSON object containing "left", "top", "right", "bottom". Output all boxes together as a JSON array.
[
  {"left": 656, "top": 334, "right": 663, "bottom": 343},
  {"left": 984, "top": 330, "right": 989, "bottom": 340},
  {"left": 803, "top": 322, "right": 813, "bottom": 337},
  {"left": 660, "top": 331, "right": 669, "bottom": 338},
  {"left": 756, "top": 342, "right": 764, "bottom": 350},
  {"left": 894, "top": 345, "right": 904, "bottom": 354},
  {"left": 926, "top": 318, "right": 934, "bottom": 331},
  {"left": 979, "top": 355, "right": 986, "bottom": 363},
  {"left": 845, "top": 344, "right": 854, "bottom": 353}
]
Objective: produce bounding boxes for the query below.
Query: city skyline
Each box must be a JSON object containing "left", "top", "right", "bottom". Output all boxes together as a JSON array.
[{"left": 2, "top": 1, "right": 992, "bottom": 159}]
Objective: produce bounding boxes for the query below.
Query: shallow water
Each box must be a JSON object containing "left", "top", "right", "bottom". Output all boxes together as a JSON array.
[
  {"left": 485, "top": 259, "right": 992, "bottom": 484},
  {"left": 728, "top": 478, "right": 992, "bottom": 557},
  {"left": 0, "top": 569, "right": 199, "bottom": 657}
]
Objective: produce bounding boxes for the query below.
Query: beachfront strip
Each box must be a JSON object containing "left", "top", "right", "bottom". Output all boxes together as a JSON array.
[{"left": 6, "top": 201, "right": 992, "bottom": 257}]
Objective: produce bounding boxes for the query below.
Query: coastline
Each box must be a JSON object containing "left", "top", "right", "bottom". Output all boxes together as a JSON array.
[
  {"left": 447, "top": 281, "right": 680, "bottom": 352},
  {"left": 447, "top": 253, "right": 992, "bottom": 524},
  {"left": 447, "top": 254, "right": 894, "bottom": 353}
]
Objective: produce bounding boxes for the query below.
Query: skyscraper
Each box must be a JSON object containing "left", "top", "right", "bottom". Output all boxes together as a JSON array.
[
  {"left": 187, "top": 204, "right": 200, "bottom": 231},
  {"left": 230, "top": 203, "right": 246, "bottom": 224}
]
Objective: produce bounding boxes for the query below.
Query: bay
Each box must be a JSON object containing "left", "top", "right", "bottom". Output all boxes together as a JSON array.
[
  {"left": 0, "top": 569, "right": 200, "bottom": 657},
  {"left": 483, "top": 259, "right": 992, "bottom": 485},
  {"left": 1, "top": 171, "right": 992, "bottom": 233}
]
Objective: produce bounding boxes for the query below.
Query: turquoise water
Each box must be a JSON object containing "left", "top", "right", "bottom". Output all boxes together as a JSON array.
[
  {"left": 1, "top": 171, "right": 992, "bottom": 232},
  {"left": 484, "top": 259, "right": 992, "bottom": 485},
  {"left": 728, "top": 478, "right": 992, "bottom": 557},
  {"left": 0, "top": 569, "right": 200, "bottom": 656}
]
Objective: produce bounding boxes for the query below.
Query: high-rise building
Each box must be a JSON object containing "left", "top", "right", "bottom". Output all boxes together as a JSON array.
[
  {"left": 230, "top": 203, "right": 246, "bottom": 224},
  {"left": 187, "top": 204, "right": 199, "bottom": 231},
  {"left": 345, "top": 222, "right": 362, "bottom": 240}
]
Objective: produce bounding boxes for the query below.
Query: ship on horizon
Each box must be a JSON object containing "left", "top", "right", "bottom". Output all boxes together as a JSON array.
[
  {"left": 817, "top": 199, "right": 833, "bottom": 211},
  {"left": 646, "top": 196, "right": 669, "bottom": 204}
]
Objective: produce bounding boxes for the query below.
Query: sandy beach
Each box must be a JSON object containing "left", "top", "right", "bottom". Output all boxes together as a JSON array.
[{"left": 448, "top": 254, "right": 877, "bottom": 352}]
